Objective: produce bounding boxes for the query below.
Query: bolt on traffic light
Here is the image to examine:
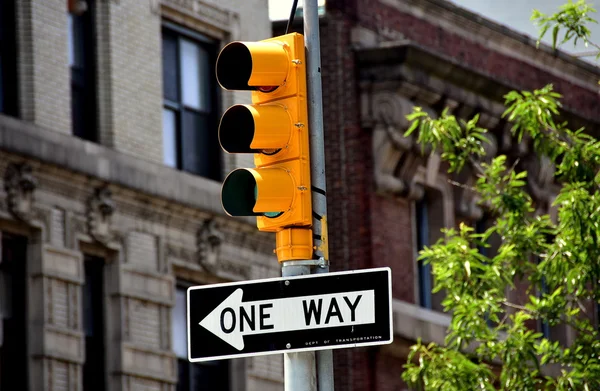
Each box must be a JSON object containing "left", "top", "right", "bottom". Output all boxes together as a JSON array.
[{"left": 216, "top": 33, "right": 313, "bottom": 260}]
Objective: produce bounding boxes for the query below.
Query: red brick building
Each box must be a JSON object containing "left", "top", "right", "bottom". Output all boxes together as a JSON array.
[{"left": 277, "top": 0, "right": 600, "bottom": 389}]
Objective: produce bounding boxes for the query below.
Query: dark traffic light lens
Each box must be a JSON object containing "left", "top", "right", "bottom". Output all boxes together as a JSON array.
[{"left": 216, "top": 43, "right": 253, "bottom": 90}]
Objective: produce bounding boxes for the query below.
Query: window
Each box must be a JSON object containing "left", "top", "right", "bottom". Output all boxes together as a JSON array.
[
  {"left": 415, "top": 191, "right": 445, "bottom": 311},
  {"left": 0, "top": 0, "right": 18, "bottom": 116},
  {"left": 0, "top": 233, "right": 28, "bottom": 390},
  {"left": 68, "top": 0, "right": 97, "bottom": 141},
  {"left": 82, "top": 256, "right": 106, "bottom": 391},
  {"left": 162, "top": 27, "right": 221, "bottom": 180},
  {"left": 173, "top": 285, "right": 230, "bottom": 391}
]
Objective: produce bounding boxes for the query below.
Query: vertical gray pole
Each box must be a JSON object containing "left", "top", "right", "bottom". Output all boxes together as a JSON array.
[
  {"left": 303, "top": 1, "right": 334, "bottom": 390},
  {"left": 282, "top": 265, "right": 317, "bottom": 391}
]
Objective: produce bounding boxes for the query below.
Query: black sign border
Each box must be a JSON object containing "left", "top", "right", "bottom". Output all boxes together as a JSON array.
[{"left": 187, "top": 267, "right": 393, "bottom": 362}]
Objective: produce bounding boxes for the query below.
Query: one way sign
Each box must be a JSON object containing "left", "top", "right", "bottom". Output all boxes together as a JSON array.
[{"left": 187, "top": 267, "right": 392, "bottom": 362}]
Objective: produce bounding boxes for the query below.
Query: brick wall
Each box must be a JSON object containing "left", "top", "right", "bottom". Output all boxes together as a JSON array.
[
  {"left": 100, "top": 0, "right": 164, "bottom": 163},
  {"left": 358, "top": 0, "right": 600, "bottom": 120},
  {"left": 321, "top": 11, "right": 372, "bottom": 275},
  {"left": 17, "top": 0, "right": 70, "bottom": 133},
  {"left": 371, "top": 194, "right": 415, "bottom": 303},
  {"left": 320, "top": 0, "right": 600, "bottom": 390},
  {"left": 321, "top": 8, "right": 375, "bottom": 390}
]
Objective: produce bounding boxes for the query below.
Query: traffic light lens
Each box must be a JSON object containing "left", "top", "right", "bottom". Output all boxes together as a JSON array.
[
  {"left": 222, "top": 168, "right": 291, "bottom": 218},
  {"left": 219, "top": 105, "right": 257, "bottom": 153},
  {"left": 219, "top": 104, "right": 291, "bottom": 155},
  {"left": 258, "top": 86, "right": 278, "bottom": 93},
  {"left": 216, "top": 41, "right": 290, "bottom": 91},
  {"left": 216, "top": 43, "right": 253, "bottom": 90},
  {"left": 222, "top": 169, "right": 259, "bottom": 216}
]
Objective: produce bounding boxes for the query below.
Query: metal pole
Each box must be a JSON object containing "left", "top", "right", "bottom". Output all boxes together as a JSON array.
[
  {"left": 303, "top": 1, "right": 334, "bottom": 390},
  {"left": 282, "top": 265, "right": 317, "bottom": 391}
]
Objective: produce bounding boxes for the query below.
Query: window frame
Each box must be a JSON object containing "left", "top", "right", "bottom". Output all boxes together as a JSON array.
[
  {"left": 415, "top": 197, "right": 433, "bottom": 310},
  {"left": 414, "top": 190, "right": 446, "bottom": 312},
  {"left": 161, "top": 23, "right": 221, "bottom": 181},
  {"left": 68, "top": 0, "right": 98, "bottom": 141},
  {"left": 82, "top": 255, "right": 107, "bottom": 391},
  {"left": 0, "top": 232, "right": 29, "bottom": 390},
  {"left": 0, "top": 0, "right": 19, "bottom": 117}
]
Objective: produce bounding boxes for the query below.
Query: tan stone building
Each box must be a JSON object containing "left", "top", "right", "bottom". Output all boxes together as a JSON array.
[{"left": 0, "top": 1, "right": 283, "bottom": 390}]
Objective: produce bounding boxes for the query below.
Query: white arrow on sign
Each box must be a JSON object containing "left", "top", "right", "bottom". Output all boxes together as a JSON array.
[{"left": 199, "top": 288, "right": 375, "bottom": 350}]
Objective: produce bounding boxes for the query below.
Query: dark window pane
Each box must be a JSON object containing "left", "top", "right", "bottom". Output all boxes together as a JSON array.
[
  {"left": 0, "top": 0, "right": 18, "bottom": 116},
  {"left": 182, "top": 111, "right": 219, "bottom": 179},
  {"left": 72, "top": 77, "right": 86, "bottom": 139},
  {"left": 82, "top": 257, "right": 105, "bottom": 391},
  {"left": 0, "top": 56, "right": 3, "bottom": 112},
  {"left": 192, "top": 361, "right": 229, "bottom": 391},
  {"left": 416, "top": 199, "right": 432, "bottom": 309},
  {"left": 69, "top": 3, "right": 97, "bottom": 141},
  {"left": 163, "top": 34, "right": 179, "bottom": 102},
  {"left": 69, "top": 14, "right": 85, "bottom": 68},
  {"left": 162, "top": 28, "right": 219, "bottom": 180},
  {"left": 0, "top": 234, "right": 28, "bottom": 390}
]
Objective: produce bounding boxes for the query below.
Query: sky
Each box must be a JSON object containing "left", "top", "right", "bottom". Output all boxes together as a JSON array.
[
  {"left": 268, "top": 0, "right": 599, "bottom": 65},
  {"left": 449, "top": 0, "right": 600, "bottom": 63},
  {"left": 268, "top": 0, "right": 326, "bottom": 21}
]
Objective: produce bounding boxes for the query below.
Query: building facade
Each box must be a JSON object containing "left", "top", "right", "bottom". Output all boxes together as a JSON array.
[
  {"left": 0, "top": 1, "right": 286, "bottom": 391},
  {"left": 274, "top": 0, "right": 600, "bottom": 389},
  {"left": 314, "top": 0, "right": 600, "bottom": 389},
  {"left": 1, "top": 0, "right": 600, "bottom": 390}
]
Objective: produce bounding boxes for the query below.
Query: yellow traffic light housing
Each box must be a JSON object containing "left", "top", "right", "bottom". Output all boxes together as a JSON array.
[{"left": 216, "top": 33, "right": 313, "bottom": 259}]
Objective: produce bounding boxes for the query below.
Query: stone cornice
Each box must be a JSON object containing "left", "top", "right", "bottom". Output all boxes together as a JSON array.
[
  {"left": 357, "top": 43, "right": 600, "bottom": 133},
  {"left": 0, "top": 114, "right": 256, "bottom": 227},
  {"left": 379, "top": 0, "right": 600, "bottom": 89}
]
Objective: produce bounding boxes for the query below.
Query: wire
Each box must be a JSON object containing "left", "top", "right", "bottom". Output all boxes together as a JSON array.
[{"left": 285, "top": 0, "right": 300, "bottom": 35}]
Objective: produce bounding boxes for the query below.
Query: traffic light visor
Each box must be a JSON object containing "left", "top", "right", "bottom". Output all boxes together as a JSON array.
[
  {"left": 216, "top": 41, "right": 290, "bottom": 90},
  {"left": 221, "top": 168, "right": 295, "bottom": 217},
  {"left": 219, "top": 104, "right": 292, "bottom": 154}
]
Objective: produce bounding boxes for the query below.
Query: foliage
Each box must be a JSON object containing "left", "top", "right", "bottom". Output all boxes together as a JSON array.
[
  {"left": 531, "top": 0, "right": 600, "bottom": 59},
  {"left": 401, "top": 82, "right": 600, "bottom": 390},
  {"left": 401, "top": 3, "right": 600, "bottom": 389}
]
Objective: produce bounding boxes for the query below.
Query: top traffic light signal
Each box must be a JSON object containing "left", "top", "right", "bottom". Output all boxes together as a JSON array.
[{"left": 216, "top": 33, "right": 312, "bottom": 240}]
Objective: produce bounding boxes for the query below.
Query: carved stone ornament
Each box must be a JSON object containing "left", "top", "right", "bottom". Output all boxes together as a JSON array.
[
  {"left": 4, "top": 163, "right": 37, "bottom": 222},
  {"left": 370, "top": 92, "right": 426, "bottom": 199},
  {"left": 86, "top": 187, "right": 115, "bottom": 244},
  {"left": 197, "top": 218, "right": 223, "bottom": 272}
]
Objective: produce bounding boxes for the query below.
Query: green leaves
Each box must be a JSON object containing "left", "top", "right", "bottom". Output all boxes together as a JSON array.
[
  {"left": 403, "top": 341, "right": 496, "bottom": 391},
  {"left": 532, "top": 0, "right": 598, "bottom": 52},
  {"left": 401, "top": 2, "right": 600, "bottom": 389},
  {"left": 405, "top": 108, "right": 488, "bottom": 173},
  {"left": 403, "top": 83, "right": 600, "bottom": 389}
]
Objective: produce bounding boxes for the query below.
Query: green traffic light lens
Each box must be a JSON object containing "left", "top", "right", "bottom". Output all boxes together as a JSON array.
[{"left": 254, "top": 185, "right": 283, "bottom": 218}]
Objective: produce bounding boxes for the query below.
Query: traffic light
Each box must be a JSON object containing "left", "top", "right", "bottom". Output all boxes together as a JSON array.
[{"left": 216, "top": 33, "right": 312, "bottom": 261}]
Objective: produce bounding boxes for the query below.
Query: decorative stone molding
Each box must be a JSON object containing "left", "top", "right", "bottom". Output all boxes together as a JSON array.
[
  {"left": 149, "top": 0, "right": 160, "bottom": 15},
  {"left": 160, "top": 0, "right": 234, "bottom": 39},
  {"left": 166, "top": 244, "right": 196, "bottom": 264},
  {"left": 368, "top": 92, "right": 425, "bottom": 199},
  {"left": 86, "top": 187, "right": 115, "bottom": 244},
  {"left": 4, "top": 162, "right": 37, "bottom": 222},
  {"left": 197, "top": 218, "right": 223, "bottom": 272}
]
